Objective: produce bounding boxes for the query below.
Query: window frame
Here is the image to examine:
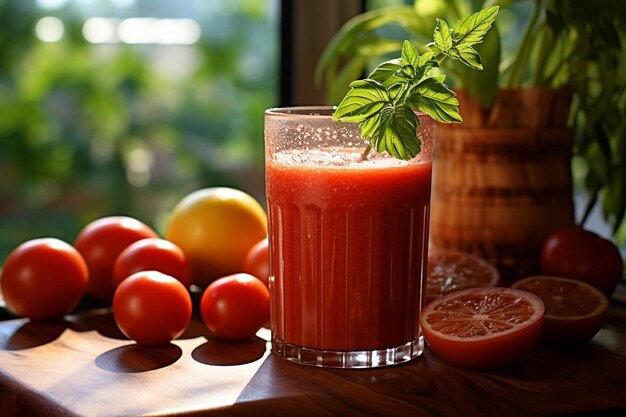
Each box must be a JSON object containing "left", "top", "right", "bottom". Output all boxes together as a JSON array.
[{"left": 279, "top": 0, "right": 365, "bottom": 106}]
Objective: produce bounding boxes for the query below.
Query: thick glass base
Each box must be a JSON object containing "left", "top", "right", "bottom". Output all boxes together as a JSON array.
[{"left": 271, "top": 335, "right": 424, "bottom": 369}]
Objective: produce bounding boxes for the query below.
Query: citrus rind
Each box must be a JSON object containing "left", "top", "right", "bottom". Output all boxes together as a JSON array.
[{"left": 420, "top": 287, "right": 545, "bottom": 369}]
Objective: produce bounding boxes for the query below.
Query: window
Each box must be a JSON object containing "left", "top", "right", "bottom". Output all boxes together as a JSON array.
[
  {"left": 0, "top": 0, "right": 368, "bottom": 263},
  {"left": 0, "top": 0, "right": 280, "bottom": 259}
]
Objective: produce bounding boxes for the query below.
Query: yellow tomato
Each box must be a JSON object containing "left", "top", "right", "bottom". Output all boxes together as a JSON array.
[{"left": 165, "top": 187, "right": 267, "bottom": 288}]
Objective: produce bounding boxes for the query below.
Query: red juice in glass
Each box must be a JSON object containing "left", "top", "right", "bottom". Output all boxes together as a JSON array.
[{"left": 265, "top": 107, "right": 434, "bottom": 368}]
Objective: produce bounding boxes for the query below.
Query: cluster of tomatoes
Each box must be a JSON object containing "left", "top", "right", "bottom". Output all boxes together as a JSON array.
[{"left": 0, "top": 187, "right": 271, "bottom": 346}]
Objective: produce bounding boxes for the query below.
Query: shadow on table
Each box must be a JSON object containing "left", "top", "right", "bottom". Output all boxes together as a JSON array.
[
  {"left": 64, "top": 309, "right": 127, "bottom": 340},
  {"left": 0, "top": 308, "right": 126, "bottom": 351},
  {"left": 192, "top": 336, "right": 266, "bottom": 366},
  {"left": 95, "top": 343, "right": 183, "bottom": 373},
  {"left": 0, "top": 321, "right": 67, "bottom": 350}
]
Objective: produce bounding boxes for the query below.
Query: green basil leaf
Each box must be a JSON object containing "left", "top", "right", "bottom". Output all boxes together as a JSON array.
[
  {"left": 373, "top": 105, "right": 420, "bottom": 160},
  {"left": 360, "top": 109, "right": 386, "bottom": 139},
  {"left": 433, "top": 18, "right": 452, "bottom": 52},
  {"left": 431, "top": 74, "right": 446, "bottom": 83},
  {"left": 452, "top": 45, "right": 483, "bottom": 70},
  {"left": 451, "top": 6, "right": 499, "bottom": 49},
  {"left": 418, "top": 51, "right": 435, "bottom": 67},
  {"left": 368, "top": 58, "right": 402, "bottom": 86},
  {"left": 428, "top": 43, "right": 442, "bottom": 57},
  {"left": 414, "top": 58, "right": 439, "bottom": 82},
  {"left": 401, "top": 64, "right": 416, "bottom": 78},
  {"left": 333, "top": 79, "right": 391, "bottom": 122},
  {"left": 388, "top": 83, "right": 405, "bottom": 100},
  {"left": 407, "top": 78, "right": 462, "bottom": 123},
  {"left": 331, "top": 6, "right": 498, "bottom": 161},
  {"left": 400, "top": 42, "right": 439, "bottom": 83},
  {"left": 400, "top": 40, "right": 420, "bottom": 68},
  {"left": 451, "top": 21, "right": 500, "bottom": 107}
]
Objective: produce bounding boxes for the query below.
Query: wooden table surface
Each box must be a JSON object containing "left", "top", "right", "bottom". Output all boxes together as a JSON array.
[{"left": 1, "top": 288, "right": 626, "bottom": 417}]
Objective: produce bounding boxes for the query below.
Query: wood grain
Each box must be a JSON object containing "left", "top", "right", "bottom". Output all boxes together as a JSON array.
[
  {"left": 1, "top": 301, "right": 626, "bottom": 417},
  {"left": 0, "top": 309, "right": 271, "bottom": 417}
]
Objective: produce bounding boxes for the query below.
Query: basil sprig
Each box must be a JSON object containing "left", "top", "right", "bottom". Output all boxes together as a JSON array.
[{"left": 333, "top": 6, "right": 499, "bottom": 160}]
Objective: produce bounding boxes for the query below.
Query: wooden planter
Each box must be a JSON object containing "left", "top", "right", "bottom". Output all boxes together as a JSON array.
[{"left": 430, "top": 88, "right": 575, "bottom": 281}]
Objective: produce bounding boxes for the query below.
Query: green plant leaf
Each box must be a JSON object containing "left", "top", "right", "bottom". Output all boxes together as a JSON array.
[
  {"left": 451, "top": 45, "right": 483, "bottom": 70},
  {"left": 360, "top": 108, "right": 385, "bottom": 140},
  {"left": 451, "top": 21, "right": 500, "bottom": 107},
  {"left": 433, "top": 19, "right": 452, "bottom": 52},
  {"left": 357, "top": 38, "right": 405, "bottom": 57},
  {"left": 415, "top": 57, "right": 439, "bottom": 82},
  {"left": 333, "top": 79, "right": 391, "bottom": 122},
  {"left": 398, "top": 41, "right": 440, "bottom": 84},
  {"left": 315, "top": 6, "right": 424, "bottom": 87},
  {"left": 371, "top": 104, "right": 420, "bottom": 160},
  {"left": 406, "top": 78, "right": 462, "bottom": 123},
  {"left": 431, "top": 74, "right": 446, "bottom": 83},
  {"left": 368, "top": 58, "right": 402, "bottom": 86},
  {"left": 418, "top": 50, "right": 435, "bottom": 67},
  {"left": 451, "top": 6, "right": 499, "bottom": 49},
  {"left": 400, "top": 40, "right": 420, "bottom": 68},
  {"left": 326, "top": 37, "right": 405, "bottom": 103},
  {"left": 603, "top": 162, "right": 626, "bottom": 234},
  {"left": 328, "top": 54, "right": 367, "bottom": 105},
  {"left": 331, "top": 6, "right": 498, "bottom": 161},
  {"left": 584, "top": 140, "right": 610, "bottom": 191},
  {"left": 400, "top": 64, "right": 416, "bottom": 79},
  {"left": 388, "top": 82, "right": 404, "bottom": 100}
]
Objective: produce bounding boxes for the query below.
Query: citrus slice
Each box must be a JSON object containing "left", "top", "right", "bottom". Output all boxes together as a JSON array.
[
  {"left": 420, "top": 287, "right": 544, "bottom": 369},
  {"left": 512, "top": 276, "right": 609, "bottom": 344},
  {"left": 425, "top": 250, "right": 500, "bottom": 304}
]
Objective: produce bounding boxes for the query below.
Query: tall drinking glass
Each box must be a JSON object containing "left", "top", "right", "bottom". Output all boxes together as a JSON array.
[{"left": 265, "top": 107, "right": 434, "bottom": 368}]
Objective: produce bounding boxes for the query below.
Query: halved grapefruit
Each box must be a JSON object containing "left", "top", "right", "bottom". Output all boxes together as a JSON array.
[
  {"left": 420, "top": 287, "right": 544, "bottom": 369},
  {"left": 425, "top": 250, "right": 500, "bottom": 305},
  {"left": 512, "top": 276, "right": 609, "bottom": 344}
]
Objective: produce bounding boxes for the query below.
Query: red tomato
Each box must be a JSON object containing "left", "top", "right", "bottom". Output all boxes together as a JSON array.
[
  {"left": 1, "top": 238, "right": 88, "bottom": 320},
  {"left": 541, "top": 228, "right": 624, "bottom": 296},
  {"left": 74, "top": 216, "right": 158, "bottom": 301},
  {"left": 242, "top": 237, "right": 269, "bottom": 287},
  {"left": 113, "top": 271, "right": 192, "bottom": 346},
  {"left": 200, "top": 273, "right": 269, "bottom": 341},
  {"left": 112, "top": 238, "right": 192, "bottom": 290}
]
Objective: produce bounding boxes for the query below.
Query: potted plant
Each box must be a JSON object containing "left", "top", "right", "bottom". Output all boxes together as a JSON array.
[{"left": 316, "top": 0, "right": 626, "bottom": 279}]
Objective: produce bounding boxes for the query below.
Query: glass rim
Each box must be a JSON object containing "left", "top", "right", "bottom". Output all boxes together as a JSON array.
[
  {"left": 265, "top": 106, "right": 428, "bottom": 119},
  {"left": 265, "top": 106, "right": 336, "bottom": 118}
]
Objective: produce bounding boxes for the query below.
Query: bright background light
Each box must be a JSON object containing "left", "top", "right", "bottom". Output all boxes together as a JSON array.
[
  {"left": 82, "top": 17, "right": 119, "bottom": 43},
  {"left": 35, "top": 16, "right": 65, "bottom": 42},
  {"left": 117, "top": 17, "right": 157, "bottom": 44},
  {"left": 154, "top": 19, "right": 201, "bottom": 45},
  {"left": 82, "top": 17, "right": 201, "bottom": 45}
]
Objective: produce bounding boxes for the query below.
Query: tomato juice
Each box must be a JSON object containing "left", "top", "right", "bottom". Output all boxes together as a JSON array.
[{"left": 265, "top": 107, "right": 434, "bottom": 367}]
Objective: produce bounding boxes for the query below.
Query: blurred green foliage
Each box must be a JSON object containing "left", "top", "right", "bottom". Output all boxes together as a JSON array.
[{"left": 0, "top": 0, "right": 278, "bottom": 263}]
